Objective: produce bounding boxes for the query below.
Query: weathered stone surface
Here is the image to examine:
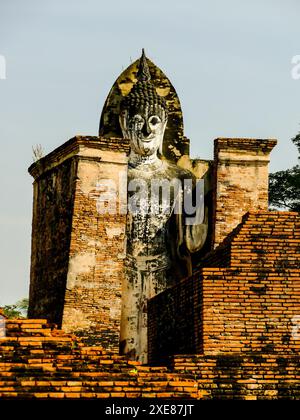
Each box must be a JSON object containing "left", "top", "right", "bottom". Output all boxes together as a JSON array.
[
  {"left": 28, "top": 157, "right": 75, "bottom": 326},
  {"left": 23, "top": 51, "right": 300, "bottom": 400},
  {"left": 212, "top": 138, "right": 277, "bottom": 247},
  {"left": 28, "top": 136, "right": 130, "bottom": 351},
  {"left": 117, "top": 52, "right": 209, "bottom": 364},
  {"left": 99, "top": 54, "right": 189, "bottom": 162}
]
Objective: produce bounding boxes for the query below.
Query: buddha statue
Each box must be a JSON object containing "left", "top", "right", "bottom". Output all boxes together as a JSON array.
[{"left": 119, "top": 50, "right": 208, "bottom": 363}]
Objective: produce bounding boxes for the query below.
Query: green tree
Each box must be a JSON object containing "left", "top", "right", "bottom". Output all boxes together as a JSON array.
[
  {"left": 269, "top": 133, "right": 300, "bottom": 211},
  {"left": 2, "top": 298, "right": 29, "bottom": 319}
]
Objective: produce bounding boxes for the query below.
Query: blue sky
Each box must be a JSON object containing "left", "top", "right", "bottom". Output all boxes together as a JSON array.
[{"left": 0, "top": 0, "right": 300, "bottom": 305}]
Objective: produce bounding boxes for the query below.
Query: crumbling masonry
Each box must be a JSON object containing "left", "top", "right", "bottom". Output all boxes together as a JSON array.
[{"left": 0, "top": 53, "right": 299, "bottom": 399}]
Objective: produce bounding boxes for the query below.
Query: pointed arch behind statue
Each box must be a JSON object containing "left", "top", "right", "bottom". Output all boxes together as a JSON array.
[{"left": 99, "top": 54, "right": 189, "bottom": 162}]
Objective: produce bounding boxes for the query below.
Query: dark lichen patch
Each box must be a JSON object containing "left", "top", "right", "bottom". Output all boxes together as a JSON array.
[{"left": 250, "top": 285, "right": 267, "bottom": 294}]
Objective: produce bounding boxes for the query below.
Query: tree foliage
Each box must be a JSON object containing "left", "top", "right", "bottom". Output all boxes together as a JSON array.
[
  {"left": 269, "top": 132, "right": 300, "bottom": 211},
  {"left": 2, "top": 298, "right": 29, "bottom": 319}
]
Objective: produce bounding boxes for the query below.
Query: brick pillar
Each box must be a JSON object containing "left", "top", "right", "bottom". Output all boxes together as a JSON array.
[
  {"left": 28, "top": 136, "right": 129, "bottom": 351},
  {"left": 212, "top": 138, "right": 277, "bottom": 248}
]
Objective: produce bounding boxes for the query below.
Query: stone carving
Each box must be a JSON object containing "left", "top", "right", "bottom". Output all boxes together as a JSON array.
[{"left": 119, "top": 50, "right": 208, "bottom": 363}]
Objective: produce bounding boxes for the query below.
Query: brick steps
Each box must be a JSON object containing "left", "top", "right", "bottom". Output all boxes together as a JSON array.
[
  {"left": 2, "top": 210, "right": 300, "bottom": 399},
  {"left": 1, "top": 318, "right": 300, "bottom": 398},
  {"left": 0, "top": 319, "right": 196, "bottom": 399}
]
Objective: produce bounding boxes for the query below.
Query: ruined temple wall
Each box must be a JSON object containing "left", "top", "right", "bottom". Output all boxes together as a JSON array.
[
  {"left": 28, "top": 136, "right": 130, "bottom": 351},
  {"left": 62, "top": 152, "right": 128, "bottom": 350},
  {"left": 148, "top": 212, "right": 300, "bottom": 364},
  {"left": 171, "top": 354, "right": 300, "bottom": 400},
  {"left": 202, "top": 267, "right": 300, "bottom": 355},
  {"left": 178, "top": 138, "right": 277, "bottom": 254},
  {"left": 212, "top": 138, "right": 277, "bottom": 248},
  {"left": 28, "top": 158, "right": 76, "bottom": 325},
  {"left": 148, "top": 273, "right": 201, "bottom": 364},
  {"left": 1, "top": 319, "right": 300, "bottom": 399},
  {"left": 202, "top": 212, "right": 300, "bottom": 355}
]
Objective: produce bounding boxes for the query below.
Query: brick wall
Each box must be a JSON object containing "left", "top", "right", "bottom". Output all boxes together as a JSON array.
[
  {"left": 148, "top": 211, "right": 300, "bottom": 362},
  {"left": 148, "top": 275, "right": 200, "bottom": 364},
  {"left": 28, "top": 136, "right": 130, "bottom": 351},
  {"left": 172, "top": 354, "right": 300, "bottom": 400},
  {"left": 202, "top": 211, "right": 300, "bottom": 355},
  {"left": 28, "top": 158, "right": 76, "bottom": 325},
  {"left": 212, "top": 138, "right": 277, "bottom": 247},
  {"left": 1, "top": 319, "right": 300, "bottom": 399}
]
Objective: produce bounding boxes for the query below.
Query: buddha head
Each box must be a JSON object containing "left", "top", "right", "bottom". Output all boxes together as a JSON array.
[{"left": 119, "top": 50, "right": 168, "bottom": 158}]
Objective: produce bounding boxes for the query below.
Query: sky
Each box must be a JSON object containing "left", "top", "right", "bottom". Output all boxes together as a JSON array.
[{"left": 0, "top": 0, "right": 300, "bottom": 305}]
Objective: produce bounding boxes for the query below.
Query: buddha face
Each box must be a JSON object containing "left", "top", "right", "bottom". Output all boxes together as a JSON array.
[{"left": 120, "top": 110, "right": 167, "bottom": 157}]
